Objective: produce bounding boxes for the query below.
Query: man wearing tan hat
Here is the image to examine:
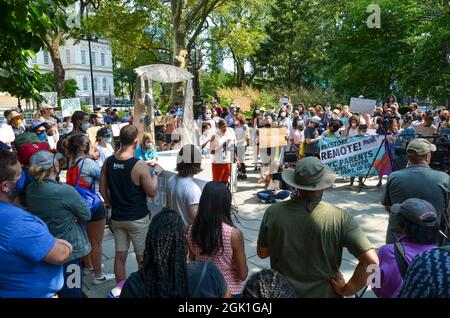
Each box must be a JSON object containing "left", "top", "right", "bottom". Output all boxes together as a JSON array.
[
  {"left": 7, "top": 110, "right": 25, "bottom": 136},
  {"left": 257, "top": 157, "right": 378, "bottom": 297},
  {"left": 383, "top": 138, "right": 450, "bottom": 244}
]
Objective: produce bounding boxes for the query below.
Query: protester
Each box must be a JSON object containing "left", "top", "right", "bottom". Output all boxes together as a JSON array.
[
  {"left": 373, "top": 198, "right": 439, "bottom": 298},
  {"left": 397, "top": 245, "right": 450, "bottom": 298},
  {"left": 397, "top": 114, "right": 416, "bottom": 144},
  {"left": 415, "top": 112, "right": 437, "bottom": 142},
  {"left": 243, "top": 269, "right": 296, "bottom": 298},
  {"left": 210, "top": 119, "right": 236, "bottom": 185},
  {"left": 303, "top": 116, "right": 323, "bottom": 158},
  {"left": 134, "top": 132, "right": 157, "bottom": 165},
  {"left": 121, "top": 209, "right": 230, "bottom": 298},
  {"left": 27, "top": 151, "right": 92, "bottom": 298},
  {"left": 382, "top": 138, "right": 450, "bottom": 244},
  {"left": 187, "top": 181, "right": 248, "bottom": 297},
  {"left": 339, "top": 105, "right": 352, "bottom": 128},
  {"left": 0, "top": 150, "right": 72, "bottom": 297},
  {"left": 57, "top": 110, "right": 90, "bottom": 154},
  {"left": 7, "top": 110, "right": 25, "bottom": 136},
  {"left": 412, "top": 110, "right": 424, "bottom": 127},
  {"left": 437, "top": 110, "right": 450, "bottom": 135},
  {"left": 383, "top": 94, "right": 397, "bottom": 112},
  {"left": 199, "top": 122, "right": 212, "bottom": 156},
  {"left": 234, "top": 114, "right": 249, "bottom": 180},
  {"left": 99, "top": 124, "right": 161, "bottom": 283},
  {"left": 257, "top": 157, "right": 378, "bottom": 297},
  {"left": 290, "top": 117, "right": 305, "bottom": 154},
  {"left": 96, "top": 127, "right": 114, "bottom": 168},
  {"left": 321, "top": 120, "right": 341, "bottom": 138},
  {"left": 31, "top": 121, "right": 50, "bottom": 142},
  {"left": 66, "top": 134, "right": 114, "bottom": 285},
  {"left": 347, "top": 124, "right": 369, "bottom": 189},
  {"left": 344, "top": 115, "right": 360, "bottom": 137}
]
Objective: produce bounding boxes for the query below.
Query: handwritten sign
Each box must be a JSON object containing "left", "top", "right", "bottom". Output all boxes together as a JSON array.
[
  {"left": 61, "top": 98, "right": 81, "bottom": 117},
  {"left": 349, "top": 97, "right": 377, "bottom": 114},
  {"left": 41, "top": 92, "right": 58, "bottom": 107}
]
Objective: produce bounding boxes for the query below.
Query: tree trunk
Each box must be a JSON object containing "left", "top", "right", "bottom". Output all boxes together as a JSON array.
[
  {"left": 171, "top": 29, "right": 187, "bottom": 105},
  {"left": 44, "top": 32, "right": 65, "bottom": 102}
]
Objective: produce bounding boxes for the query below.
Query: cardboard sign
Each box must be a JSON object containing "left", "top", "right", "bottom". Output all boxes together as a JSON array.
[
  {"left": 349, "top": 97, "right": 377, "bottom": 114},
  {"left": 258, "top": 127, "right": 288, "bottom": 148},
  {"left": 232, "top": 97, "right": 252, "bottom": 112},
  {"left": 61, "top": 98, "right": 81, "bottom": 117},
  {"left": 87, "top": 126, "right": 101, "bottom": 145},
  {"left": 111, "top": 122, "right": 129, "bottom": 137},
  {"left": 279, "top": 97, "right": 290, "bottom": 107},
  {"left": 41, "top": 92, "right": 58, "bottom": 107}
]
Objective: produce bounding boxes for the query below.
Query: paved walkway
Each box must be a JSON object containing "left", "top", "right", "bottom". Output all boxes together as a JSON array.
[{"left": 83, "top": 148, "right": 388, "bottom": 298}]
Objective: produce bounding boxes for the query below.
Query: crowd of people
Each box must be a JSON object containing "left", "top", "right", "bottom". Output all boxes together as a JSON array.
[{"left": 0, "top": 94, "right": 449, "bottom": 299}]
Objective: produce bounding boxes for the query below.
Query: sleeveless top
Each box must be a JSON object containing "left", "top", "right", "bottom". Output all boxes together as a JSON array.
[
  {"left": 105, "top": 156, "right": 150, "bottom": 221},
  {"left": 187, "top": 223, "right": 243, "bottom": 295}
]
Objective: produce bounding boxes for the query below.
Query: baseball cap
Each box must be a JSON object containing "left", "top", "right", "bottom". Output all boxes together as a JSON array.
[
  {"left": 310, "top": 116, "right": 322, "bottom": 124},
  {"left": 31, "top": 121, "right": 49, "bottom": 130},
  {"left": 17, "top": 142, "right": 51, "bottom": 166},
  {"left": 30, "top": 150, "right": 63, "bottom": 170},
  {"left": 96, "top": 127, "right": 111, "bottom": 138},
  {"left": 0, "top": 141, "right": 12, "bottom": 152},
  {"left": 391, "top": 198, "right": 437, "bottom": 227},
  {"left": 406, "top": 138, "right": 436, "bottom": 155}
]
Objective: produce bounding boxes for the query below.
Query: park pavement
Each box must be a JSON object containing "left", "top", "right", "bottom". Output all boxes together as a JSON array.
[{"left": 83, "top": 148, "right": 388, "bottom": 298}]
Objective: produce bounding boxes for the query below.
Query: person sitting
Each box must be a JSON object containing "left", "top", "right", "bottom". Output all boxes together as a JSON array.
[
  {"left": 27, "top": 150, "right": 92, "bottom": 298},
  {"left": 373, "top": 198, "right": 439, "bottom": 298},
  {"left": 257, "top": 157, "right": 379, "bottom": 297},
  {"left": 134, "top": 132, "right": 157, "bottom": 165},
  {"left": 187, "top": 181, "right": 248, "bottom": 298},
  {"left": 120, "top": 209, "right": 231, "bottom": 298},
  {"left": 415, "top": 112, "right": 437, "bottom": 143},
  {"left": 243, "top": 269, "right": 296, "bottom": 298},
  {"left": 0, "top": 150, "right": 72, "bottom": 297}
]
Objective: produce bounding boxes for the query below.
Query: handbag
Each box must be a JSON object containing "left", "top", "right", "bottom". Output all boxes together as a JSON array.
[{"left": 74, "top": 159, "right": 102, "bottom": 213}]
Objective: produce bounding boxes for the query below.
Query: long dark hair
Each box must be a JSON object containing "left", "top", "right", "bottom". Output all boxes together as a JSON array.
[
  {"left": 140, "top": 210, "right": 189, "bottom": 298},
  {"left": 191, "top": 181, "right": 233, "bottom": 256}
]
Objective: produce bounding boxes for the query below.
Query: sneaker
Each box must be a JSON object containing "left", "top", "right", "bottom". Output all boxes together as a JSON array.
[
  {"left": 83, "top": 264, "right": 105, "bottom": 276},
  {"left": 93, "top": 273, "right": 116, "bottom": 285}
]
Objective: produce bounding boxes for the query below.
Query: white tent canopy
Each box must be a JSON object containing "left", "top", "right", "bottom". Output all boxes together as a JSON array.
[{"left": 133, "top": 64, "right": 196, "bottom": 147}]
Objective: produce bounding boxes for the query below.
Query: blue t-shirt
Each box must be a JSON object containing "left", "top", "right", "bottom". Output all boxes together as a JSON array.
[
  {"left": 0, "top": 202, "right": 63, "bottom": 298},
  {"left": 135, "top": 144, "right": 156, "bottom": 161}
]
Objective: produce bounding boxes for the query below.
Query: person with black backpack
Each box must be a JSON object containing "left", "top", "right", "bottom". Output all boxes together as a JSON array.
[{"left": 372, "top": 198, "right": 440, "bottom": 298}]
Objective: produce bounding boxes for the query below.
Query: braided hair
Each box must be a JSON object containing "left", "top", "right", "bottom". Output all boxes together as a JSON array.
[
  {"left": 139, "top": 209, "right": 189, "bottom": 298},
  {"left": 243, "top": 269, "right": 296, "bottom": 298}
]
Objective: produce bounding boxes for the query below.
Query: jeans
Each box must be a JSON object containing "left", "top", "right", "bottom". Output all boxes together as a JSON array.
[{"left": 58, "top": 259, "right": 83, "bottom": 298}]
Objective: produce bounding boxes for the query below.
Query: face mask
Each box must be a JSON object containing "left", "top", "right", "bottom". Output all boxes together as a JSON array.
[
  {"left": 281, "top": 112, "right": 286, "bottom": 117},
  {"left": 106, "top": 137, "right": 112, "bottom": 144},
  {"left": 234, "top": 121, "right": 240, "bottom": 126},
  {"left": 351, "top": 122, "right": 357, "bottom": 127},
  {"left": 203, "top": 130, "right": 210, "bottom": 135},
  {"left": 38, "top": 132, "right": 47, "bottom": 141},
  {"left": 14, "top": 119, "right": 23, "bottom": 126},
  {"left": 205, "top": 114, "right": 211, "bottom": 119},
  {"left": 255, "top": 110, "right": 260, "bottom": 114},
  {"left": 146, "top": 143, "right": 152, "bottom": 149},
  {"left": 15, "top": 170, "right": 26, "bottom": 193},
  {"left": 81, "top": 123, "right": 90, "bottom": 132},
  {"left": 297, "top": 121, "right": 302, "bottom": 126},
  {"left": 97, "top": 119, "right": 104, "bottom": 125}
]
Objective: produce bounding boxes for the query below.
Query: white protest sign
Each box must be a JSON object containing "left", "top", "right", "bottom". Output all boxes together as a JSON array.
[
  {"left": 61, "top": 98, "right": 81, "bottom": 117},
  {"left": 41, "top": 92, "right": 58, "bottom": 107},
  {"left": 349, "top": 97, "right": 376, "bottom": 114},
  {"left": 279, "top": 97, "right": 290, "bottom": 107},
  {"left": 0, "top": 125, "right": 15, "bottom": 144}
]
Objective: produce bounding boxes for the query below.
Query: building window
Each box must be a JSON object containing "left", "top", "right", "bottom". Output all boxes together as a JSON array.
[
  {"left": 65, "top": 49, "right": 71, "bottom": 64},
  {"left": 93, "top": 78, "right": 97, "bottom": 91},
  {"left": 31, "top": 56, "right": 37, "bottom": 64},
  {"left": 101, "top": 53, "right": 105, "bottom": 66},
  {"left": 95, "top": 97, "right": 101, "bottom": 106},
  {"left": 83, "top": 77, "right": 88, "bottom": 91},
  {"left": 102, "top": 78, "right": 107, "bottom": 91},
  {"left": 81, "top": 50, "right": 86, "bottom": 64},
  {"left": 91, "top": 51, "right": 96, "bottom": 65},
  {"left": 43, "top": 51, "right": 50, "bottom": 65}
]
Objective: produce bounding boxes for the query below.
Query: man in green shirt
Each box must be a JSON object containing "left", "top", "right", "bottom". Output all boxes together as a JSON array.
[{"left": 257, "top": 157, "right": 379, "bottom": 297}]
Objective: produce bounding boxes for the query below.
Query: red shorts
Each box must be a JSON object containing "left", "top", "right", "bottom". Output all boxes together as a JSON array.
[{"left": 212, "top": 163, "right": 231, "bottom": 183}]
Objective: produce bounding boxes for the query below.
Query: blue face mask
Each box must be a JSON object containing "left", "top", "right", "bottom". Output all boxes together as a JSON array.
[
  {"left": 16, "top": 169, "right": 27, "bottom": 192},
  {"left": 38, "top": 132, "right": 47, "bottom": 141}
]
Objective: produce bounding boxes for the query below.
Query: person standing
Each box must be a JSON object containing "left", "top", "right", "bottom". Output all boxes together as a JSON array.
[
  {"left": 233, "top": 114, "right": 249, "bottom": 180},
  {"left": 96, "top": 127, "right": 114, "bottom": 168},
  {"left": 0, "top": 151, "right": 71, "bottom": 297},
  {"left": 167, "top": 144, "right": 203, "bottom": 227},
  {"left": 134, "top": 132, "right": 157, "bottom": 165},
  {"left": 257, "top": 157, "right": 378, "bottom": 297},
  {"left": 27, "top": 151, "right": 92, "bottom": 298},
  {"left": 210, "top": 119, "right": 236, "bottom": 185},
  {"left": 99, "top": 124, "right": 162, "bottom": 283},
  {"left": 66, "top": 134, "right": 115, "bottom": 285},
  {"left": 382, "top": 138, "right": 450, "bottom": 244},
  {"left": 7, "top": 110, "right": 26, "bottom": 137},
  {"left": 187, "top": 182, "right": 248, "bottom": 297},
  {"left": 303, "top": 116, "right": 323, "bottom": 158}
]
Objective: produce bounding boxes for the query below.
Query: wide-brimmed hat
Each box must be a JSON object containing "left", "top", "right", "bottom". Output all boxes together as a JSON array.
[
  {"left": 41, "top": 103, "right": 57, "bottom": 109},
  {"left": 281, "top": 157, "right": 337, "bottom": 191},
  {"left": 7, "top": 111, "right": 24, "bottom": 123}
]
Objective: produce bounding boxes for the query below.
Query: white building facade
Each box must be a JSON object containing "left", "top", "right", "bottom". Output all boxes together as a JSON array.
[{"left": 30, "top": 37, "right": 115, "bottom": 106}]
